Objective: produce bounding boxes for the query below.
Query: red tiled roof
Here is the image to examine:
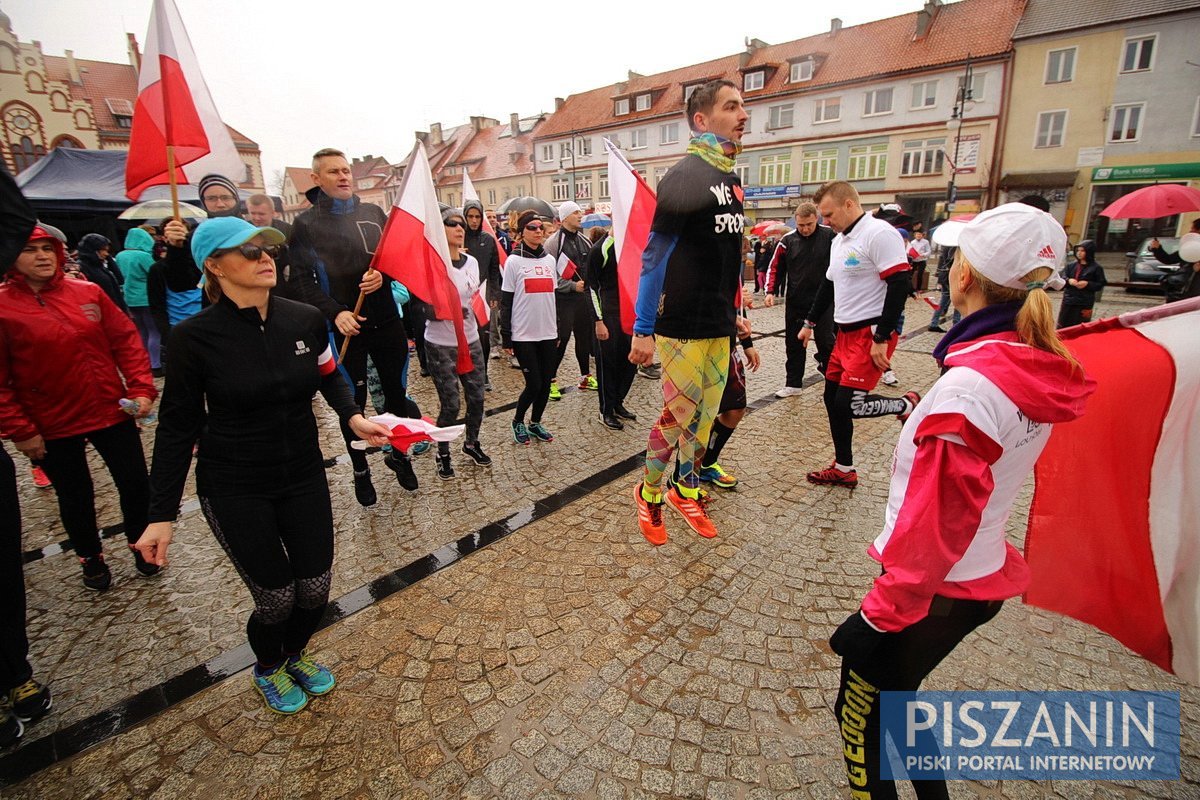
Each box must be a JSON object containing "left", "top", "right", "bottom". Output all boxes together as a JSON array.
[
  {"left": 351, "top": 155, "right": 392, "bottom": 190},
  {"left": 43, "top": 54, "right": 258, "bottom": 147},
  {"left": 440, "top": 116, "right": 544, "bottom": 186},
  {"left": 285, "top": 167, "right": 314, "bottom": 195},
  {"left": 536, "top": 0, "right": 1024, "bottom": 139}
]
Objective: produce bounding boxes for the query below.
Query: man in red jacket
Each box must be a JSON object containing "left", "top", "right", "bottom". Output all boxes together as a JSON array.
[{"left": 0, "top": 225, "right": 157, "bottom": 592}]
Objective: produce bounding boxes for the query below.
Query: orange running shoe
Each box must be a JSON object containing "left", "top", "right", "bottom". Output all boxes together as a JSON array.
[
  {"left": 635, "top": 483, "right": 667, "bottom": 546},
  {"left": 806, "top": 463, "right": 858, "bottom": 488},
  {"left": 31, "top": 467, "right": 51, "bottom": 489},
  {"left": 666, "top": 484, "right": 718, "bottom": 538}
]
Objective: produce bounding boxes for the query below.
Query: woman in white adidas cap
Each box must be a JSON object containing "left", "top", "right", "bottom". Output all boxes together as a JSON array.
[{"left": 827, "top": 203, "right": 1096, "bottom": 797}]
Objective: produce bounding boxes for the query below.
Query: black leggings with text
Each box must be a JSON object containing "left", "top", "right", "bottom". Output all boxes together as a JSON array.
[
  {"left": 824, "top": 380, "right": 909, "bottom": 467},
  {"left": 512, "top": 338, "right": 557, "bottom": 424}
]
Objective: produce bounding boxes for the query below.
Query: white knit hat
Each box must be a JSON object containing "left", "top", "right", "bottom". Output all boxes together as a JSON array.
[
  {"left": 957, "top": 203, "right": 1068, "bottom": 290},
  {"left": 557, "top": 201, "right": 582, "bottom": 221}
]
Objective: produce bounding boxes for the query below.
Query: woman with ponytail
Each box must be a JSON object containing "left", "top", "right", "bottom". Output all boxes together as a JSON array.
[{"left": 827, "top": 203, "right": 1095, "bottom": 799}]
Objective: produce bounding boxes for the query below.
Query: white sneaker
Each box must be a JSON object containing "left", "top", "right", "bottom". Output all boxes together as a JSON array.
[
  {"left": 775, "top": 386, "right": 804, "bottom": 398},
  {"left": 881, "top": 370, "right": 899, "bottom": 386}
]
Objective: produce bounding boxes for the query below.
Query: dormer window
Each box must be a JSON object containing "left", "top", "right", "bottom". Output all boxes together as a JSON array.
[
  {"left": 106, "top": 98, "right": 134, "bottom": 129},
  {"left": 615, "top": 98, "right": 630, "bottom": 116},
  {"left": 743, "top": 71, "right": 764, "bottom": 92},
  {"left": 635, "top": 93, "right": 651, "bottom": 111},
  {"left": 789, "top": 59, "right": 814, "bottom": 83}
]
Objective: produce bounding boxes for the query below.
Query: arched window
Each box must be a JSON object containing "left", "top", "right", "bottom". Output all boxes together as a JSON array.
[
  {"left": 0, "top": 45, "right": 15, "bottom": 73},
  {"left": 11, "top": 136, "right": 45, "bottom": 173},
  {"left": 50, "top": 91, "right": 69, "bottom": 111},
  {"left": 73, "top": 108, "right": 91, "bottom": 129},
  {"left": 25, "top": 72, "right": 44, "bottom": 93},
  {"left": 51, "top": 135, "right": 82, "bottom": 149}
]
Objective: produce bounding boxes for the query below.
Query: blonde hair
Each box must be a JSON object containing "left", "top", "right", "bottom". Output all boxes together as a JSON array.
[
  {"left": 954, "top": 250, "right": 1075, "bottom": 364},
  {"left": 202, "top": 259, "right": 223, "bottom": 304}
]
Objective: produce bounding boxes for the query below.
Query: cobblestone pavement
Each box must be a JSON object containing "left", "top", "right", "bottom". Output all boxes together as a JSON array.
[{"left": 5, "top": 292, "right": 1197, "bottom": 798}]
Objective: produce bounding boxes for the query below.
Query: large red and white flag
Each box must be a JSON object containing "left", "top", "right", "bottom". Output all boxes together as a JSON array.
[
  {"left": 604, "top": 138, "right": 656, "bottom": 335},
  {"left": 124, "top": 0, "right": 244, "bottom": 200},
  {"left": 1025, "top": 297, "right": 1200, "bottom": 684},
  {"left": 372, "top": 142, "right": 474, "bottom": 374},
  {"left": 461, "top": 168, "right": 507, "bottom": 269}
]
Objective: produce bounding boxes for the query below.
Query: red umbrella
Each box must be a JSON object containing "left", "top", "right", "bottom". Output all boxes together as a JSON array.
[
  {"left": 1099, "top": 184, "right": 1200, "bottom": 220},
  {"left": 750, "top": 219, "right": 783, "bottom": 237}
]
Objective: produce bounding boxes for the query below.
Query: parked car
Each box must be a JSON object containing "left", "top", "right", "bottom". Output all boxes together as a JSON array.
[{"left": 1125, "top": 237, "right": 1181, "bottom": 289}]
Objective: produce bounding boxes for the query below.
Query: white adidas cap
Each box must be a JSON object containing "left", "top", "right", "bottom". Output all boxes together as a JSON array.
[{"left": 957, "top": 203, "right": 1068, "bottom": 290}]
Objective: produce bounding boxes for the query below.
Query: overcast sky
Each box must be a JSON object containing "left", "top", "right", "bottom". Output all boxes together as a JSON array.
[{"left": 11, "top": 0, "right": 940, "bottom": 189}]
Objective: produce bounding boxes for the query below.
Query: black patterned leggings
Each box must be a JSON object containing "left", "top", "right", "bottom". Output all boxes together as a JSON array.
[{"left": 200, "top": 476, "right": 334, "bottom": 666}]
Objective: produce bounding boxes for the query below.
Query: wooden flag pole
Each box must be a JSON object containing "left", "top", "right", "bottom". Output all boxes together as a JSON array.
[
  {"left": 166, "top": 145, "right": 181, "bottom": 221},
  {"left": 337, "top": 291, "right": 367, "bottom": 361}
]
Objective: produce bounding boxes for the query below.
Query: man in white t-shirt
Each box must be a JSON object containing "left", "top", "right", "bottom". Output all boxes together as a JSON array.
[{"left": 799, "top": 181, "right": 920, "bottom": 487}]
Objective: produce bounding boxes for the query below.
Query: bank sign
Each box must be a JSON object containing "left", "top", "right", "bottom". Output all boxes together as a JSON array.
[
  {"left": 743, "top": 185, "right": 802, "bottom": 200},
  {"left": 878, "top": 691, "right": 1180, "bottom": 780},
  {"left": 1092, "top": 163, "right": 1200, "bottom": 182}
]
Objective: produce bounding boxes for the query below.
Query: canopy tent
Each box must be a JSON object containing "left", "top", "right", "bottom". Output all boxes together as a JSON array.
[{"left": 15, "top": 148, "right": 254, "bottom": 247}]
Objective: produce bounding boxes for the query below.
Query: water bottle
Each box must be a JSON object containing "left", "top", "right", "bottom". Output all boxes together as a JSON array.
[{"left": 119, "top": 398, "right": 157, "bottom": 425}]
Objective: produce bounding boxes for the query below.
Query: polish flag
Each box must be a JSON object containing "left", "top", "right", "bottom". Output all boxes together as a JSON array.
[
  {"left": 461, "top": 168, "right": 507, "bottom": 268},
  {"left": 372, "top": 143, "right": 474, "bottom": 374},
  {"left": 1025, "top": 297, "right": 1200, "bottom": 684},
  {"left": 363, "top": 414, "right": 465, "bottom": 452},
  {"left": 556, "top": 251, "right": 579, "bottom": 282},
  {"left": 124, "top": 0, "right": 244, "bottom": 200},
  {"left": 605, "top": 138, "right": 657, "bottom": 335}
]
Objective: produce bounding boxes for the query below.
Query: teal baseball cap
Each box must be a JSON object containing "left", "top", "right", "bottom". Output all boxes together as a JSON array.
[{"left": 191, "top": 217, "right": 286, "bottom": 265}]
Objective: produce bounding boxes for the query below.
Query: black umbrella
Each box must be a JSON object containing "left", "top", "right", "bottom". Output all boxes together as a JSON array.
[{"left": 496, "top": 196, "right": 555, "bottom": 217}]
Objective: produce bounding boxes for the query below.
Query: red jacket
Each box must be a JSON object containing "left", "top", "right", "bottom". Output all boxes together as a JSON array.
[{"left": 0, "top": 268, "right": 156, "bottom": 442}]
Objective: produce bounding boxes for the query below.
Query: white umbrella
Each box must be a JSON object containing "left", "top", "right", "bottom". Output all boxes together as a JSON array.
[{"left": 118, "top": 199, "right": 207, "bottom": 221}]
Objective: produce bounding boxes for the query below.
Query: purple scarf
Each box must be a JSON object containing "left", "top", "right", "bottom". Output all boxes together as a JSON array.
[{"left": 932, "top": 301, "right": 1023, "bottom": 367}]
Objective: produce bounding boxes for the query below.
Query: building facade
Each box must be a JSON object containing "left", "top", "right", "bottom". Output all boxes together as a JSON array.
[{"left": 1002, "top": 0, "right": 1200, "bottom": 246}]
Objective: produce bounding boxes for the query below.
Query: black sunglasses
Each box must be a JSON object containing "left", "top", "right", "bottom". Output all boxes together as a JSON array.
[
  {"left": 214, "top": 243, "right": 280, "bottom": 261},
  {"left": 524, "top": 222, "right": 544, "bottom": 231},
  {"left": 444, "top": 219, "right": 465, "bottom": 229}
]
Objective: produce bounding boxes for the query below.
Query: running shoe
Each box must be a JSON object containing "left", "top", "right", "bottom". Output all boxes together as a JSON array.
[
  {"left": 30, "top": 466, "right": 51, "bottom": 489},
  {"left": 353, "top": 470, "right": 377, "bottom": 507},
  {"left": 665, "top": 484, "right": 718, "bottom": 538},
  {"left": 614, "top": 405, "right": 638, "bottom": 421},
  {"left": 806, "top": 463, "right": 858, "bottom": 488},
  {"left": 8, "top": 680, "right": 51, "bottom": 723},
  {"left": 578, "top": 375, "right": 598, "bottom": 391},
  {"left": 436, "top": 453, "right": 455, "bottom": 480},
  {"left": 699, "top": 462, "right": 739, "bottom": 489},
  {"left": 253, "top": 663, "right": 309, "bottom": 714},
  {"left": 384, "top": 451, "right": 419, "bottom": 492},
  {"left": 80, "top": 555, "right": 111, "bottom": 592},
  {"left": 527, "top": 422, "right": 554, "bottom": 442},
  {"left": 774, "top": 386, "right": 803, "bottom": 398},
  {"left": 512, "top": 421, "right": 531, "bottom": 445},
  {"left": 130, "top": 545, "right": 161, "bottom": 578},
  {"left": 410, "top": 441, "right": 432, "bottom": 456},
  {"left": 548, "top": 381, "right": 562, "bottom": 401},
  {"left": 600, "top": 413, "right": 624, "bottom": 430},
  {"left": 881, "top": 370, "right": 899, "bottom": 386},
  {"left": 0, "top": 708, "right": 22, "bottom": 748},
  {"left": 285, "top": 650, "right": 336, "bottom": 696},
  {"left": 898, "top": 390, "right": 922, "bottom": 424},
  {"left": 635, "top": 483, "right": 667, "bottom": 546},
  {"left": 462, "top": 442, "right": 492, "bottom": 466},
  {"left": 637, "top": 364, "right": 661, "bottom": 380}
]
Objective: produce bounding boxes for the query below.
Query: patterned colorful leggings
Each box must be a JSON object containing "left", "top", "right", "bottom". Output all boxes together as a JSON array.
[{"left": 643, "top": 336, "right": 730, "bottom": 491}]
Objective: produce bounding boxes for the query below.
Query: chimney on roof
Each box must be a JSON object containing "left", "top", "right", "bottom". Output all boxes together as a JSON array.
[
  {"left": 555, "top": 97, "right": 565, "bottom": 111},
  {"left": 744, "top": 37, "right": 768, "bottom": 52},
  {"left": 430, "top": 123, "right": 443, "bottom": 146},
  {"left": 127, "top": 32, "right": 141, "bottom": 73},
  {"left": 627, "top": 70, "right": 643, "bottom": 80},
  {"left": 830, "top": 18, "right": 842, "bottom": 35},
  {"left": 510, "top": 113, "right": 520, "bottom": 133},
  {"left": 64, "top": 49, "right": 82, "bottom": 85},
  {"left": 915, "top": 0, "right": 941, "bottom": 38},
  {"left": 470, "top": 115, "right": 498, "bottom": 133}
]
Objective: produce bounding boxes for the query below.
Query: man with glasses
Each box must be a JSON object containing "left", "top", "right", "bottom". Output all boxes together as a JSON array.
[
  {"left": 288, "top": 148, "right": 404, "bottom": 507},
  {"left": 462, "top": 200, "right": 500, "bottom": 387}
]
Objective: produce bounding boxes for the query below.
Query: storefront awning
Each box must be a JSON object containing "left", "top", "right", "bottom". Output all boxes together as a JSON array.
[{"left": 999, "top": 170, "right": 1078, "bottom": 189}]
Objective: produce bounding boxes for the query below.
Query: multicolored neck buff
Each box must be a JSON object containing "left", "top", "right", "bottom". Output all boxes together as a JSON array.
[{"left": 686, "top": 132, "right": 742, "bottom": 173}]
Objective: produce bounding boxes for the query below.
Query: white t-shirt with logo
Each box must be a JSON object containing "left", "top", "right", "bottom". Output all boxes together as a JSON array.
[
  {"left": 424, "top": 254, "right": 482, "bottom": 348},
  {"left": 826, "top": 213, "right": 909, "bottom": 325},
  {"left": 501, "top": 251, "right": 560, "bottom": 342}
]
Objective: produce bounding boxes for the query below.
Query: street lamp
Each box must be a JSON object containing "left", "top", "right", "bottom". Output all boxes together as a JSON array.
[
  {"left": 945, "top": 55, "right": 973, "bottom": 216},
  {"left": 556, "top": 131, "right": 578, "bottom": 204}
]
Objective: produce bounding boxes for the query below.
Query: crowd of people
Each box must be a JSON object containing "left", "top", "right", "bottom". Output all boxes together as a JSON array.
[{"left": 1, "top": 76, "right": 1164, "bottom": 794}]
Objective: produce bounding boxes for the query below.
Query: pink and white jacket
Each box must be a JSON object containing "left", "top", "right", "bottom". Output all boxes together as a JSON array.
[{"left": 862, "top": 330, "right": 1095, "bottom": 632}]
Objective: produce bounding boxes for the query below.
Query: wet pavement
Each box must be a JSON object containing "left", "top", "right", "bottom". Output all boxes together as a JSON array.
[{"left": 4, "top": 292, "right": 1197, "bottom": 798}]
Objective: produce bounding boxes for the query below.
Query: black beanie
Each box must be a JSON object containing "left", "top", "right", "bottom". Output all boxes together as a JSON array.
[{"left": 197, "top": 174, "right": 241, "bottom": 217}]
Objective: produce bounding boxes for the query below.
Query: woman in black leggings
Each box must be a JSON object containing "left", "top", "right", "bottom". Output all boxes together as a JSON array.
[
  {"left": 136, "top": 218, "right": 389, "bottom": 716},
  {"left": 501, "top": 210, "right": 562, "bottom": 445}
]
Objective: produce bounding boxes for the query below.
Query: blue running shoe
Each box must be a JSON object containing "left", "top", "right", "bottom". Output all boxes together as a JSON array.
[
  {"left": 699, "top": 463, "right": 739, "bottom": 489},
  {"left": 512, "top": 421, "right": 531, "bottom": 445},
  {"left": 285, "top": 650, "right": 336, "bottom": 696},
  {"left": 411, "top": 440, "right": 432, "bottom": 456},
  {"left": 253, "top": 663, "right": 308, "bottom": 714},
  {"left": 527, "top": 422, "right": 554, "bottom": 442}
]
